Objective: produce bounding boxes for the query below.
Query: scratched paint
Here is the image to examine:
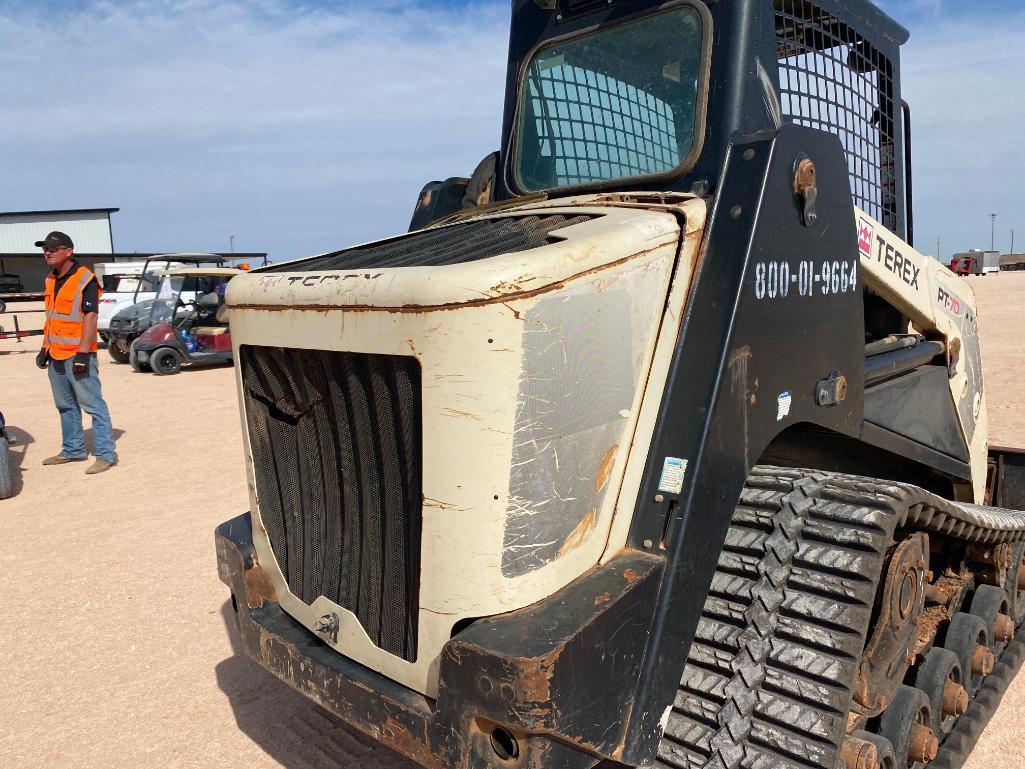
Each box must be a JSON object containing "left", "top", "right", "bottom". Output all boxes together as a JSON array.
[
  {"left": 502, "top": 289, "right": 634, "bottom": 577},
  {"left": 225, "top": 200, "right": 684, "bottom": 697}
]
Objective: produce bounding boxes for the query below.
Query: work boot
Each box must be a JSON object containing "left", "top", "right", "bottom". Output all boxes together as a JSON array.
[
  {"left": 42, "top": 454, "right": 87, "bottom": 466},
  {"left": 85, "top": 459, "right": 117, "bottom": 475}
]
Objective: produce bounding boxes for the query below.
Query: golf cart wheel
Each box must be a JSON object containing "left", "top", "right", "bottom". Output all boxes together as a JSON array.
[
  {"left": 108, "top": 341, "right": 130, "bottom": 364},
  {"left": 0, "top": 433, "right": 12, "bottom": 499},
  {"left": 129, "top": 348, "right": 148, "bottom": 373},
  {"left": 150, "top": 347, "right": 183, "bottom": 376}
]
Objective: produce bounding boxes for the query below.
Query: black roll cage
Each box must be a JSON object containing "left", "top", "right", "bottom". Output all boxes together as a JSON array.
[{"left": 498, "top": 0, "right": 912, "bottom": 240}]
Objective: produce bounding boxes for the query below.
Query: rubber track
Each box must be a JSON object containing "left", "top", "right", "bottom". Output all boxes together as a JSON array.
[
  {"left": 932, "top": 625, "right": 1025, "bottom": 769},
  {"left": 656, "top": 466, "right": 1025, "bottom": 769}
]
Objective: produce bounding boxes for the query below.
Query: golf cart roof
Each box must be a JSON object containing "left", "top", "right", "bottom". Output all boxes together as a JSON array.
[
  {"left": 149, "top": 252, "right": 221, "bottom": 261},
  {"left": 160, "top": 267, "right": 244, "bottom": 278}
]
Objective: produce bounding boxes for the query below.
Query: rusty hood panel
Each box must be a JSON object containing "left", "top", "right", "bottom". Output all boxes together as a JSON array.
[{"left": 224, "top": 199, "right": 707, "bottom": 697}]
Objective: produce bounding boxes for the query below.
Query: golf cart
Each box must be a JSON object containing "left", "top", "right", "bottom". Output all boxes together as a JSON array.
[
  {"left": 97, "top": 259, "right": 177, "bottom": 356},
  {"left": 130, "top": 267, "right": 241, "bottom": 375},
  {"left": 105, "top": 253, "right": 262, "bottom": 363},
  {"left": 0, "top": 411, "right": 12, "bottom": 499}
]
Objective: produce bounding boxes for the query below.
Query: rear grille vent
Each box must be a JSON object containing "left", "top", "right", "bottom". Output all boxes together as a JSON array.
[
  {"left": 241, "top": 345, "right": 423, "bottom": 662},
  {"left": 262, "top": 214, "right": 596, "bottom": 272}
]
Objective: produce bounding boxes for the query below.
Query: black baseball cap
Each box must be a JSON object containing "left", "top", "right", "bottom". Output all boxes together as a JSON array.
[{"left": 35, "top": 231, "right": 75, "bottom": 250}]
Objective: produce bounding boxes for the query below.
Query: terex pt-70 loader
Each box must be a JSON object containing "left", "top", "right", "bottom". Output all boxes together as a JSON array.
[{"left": 215, "top": 1, "right": 1025, "bottom": 767}]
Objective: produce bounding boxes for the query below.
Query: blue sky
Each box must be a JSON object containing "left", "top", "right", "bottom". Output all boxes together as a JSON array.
[{"left": 1, "top": 0, "right": 1023, "bottom": 260}]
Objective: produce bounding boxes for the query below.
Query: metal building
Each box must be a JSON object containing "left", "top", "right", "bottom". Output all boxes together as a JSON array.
[{"left": 0, "top": 207, "right": 122, "bottom": 292}]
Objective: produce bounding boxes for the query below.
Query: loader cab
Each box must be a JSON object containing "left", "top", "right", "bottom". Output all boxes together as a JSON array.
[
  {"left": 502, "top": 0, "right": 910, "bottom": 231},
  {"left": 417, "top": 0, "right": 912, "bottom": 245}
]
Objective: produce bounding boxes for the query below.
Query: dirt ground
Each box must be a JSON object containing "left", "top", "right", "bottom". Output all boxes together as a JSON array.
[{"left": 0, "top": 274, "right": 1023, "bottom": 769}]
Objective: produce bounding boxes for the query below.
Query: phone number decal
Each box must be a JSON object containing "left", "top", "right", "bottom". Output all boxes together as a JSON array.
[{"left": 753, "top": 259, "right": 858, "bottom": 300}]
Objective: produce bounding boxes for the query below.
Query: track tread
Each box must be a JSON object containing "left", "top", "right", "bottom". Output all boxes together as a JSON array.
[
  {"left": 660, "top": 465, "right": 1025, "bottom": 769},
  {"left": 664, "top": 469, "right": 897, "bottom": 769}
]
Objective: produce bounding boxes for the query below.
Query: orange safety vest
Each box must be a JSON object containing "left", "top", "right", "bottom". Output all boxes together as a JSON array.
[{"left": 44, "top": 265, "right": 101, "bottom": 360}]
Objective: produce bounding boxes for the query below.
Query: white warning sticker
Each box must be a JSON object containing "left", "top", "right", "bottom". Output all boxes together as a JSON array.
[
  {"left": 658, "top": 457, "right": 689, "bottom": 494},
  {"left": 777, "top": 391, "right": 793, "bottom": 421}
]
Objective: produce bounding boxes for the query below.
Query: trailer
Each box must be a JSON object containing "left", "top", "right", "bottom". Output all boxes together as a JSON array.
[
  {"left": 0, "top": 313, "right": 43, "bottom": 342},
  {"left": 951, "top": 250, "right": 1000, "bottom": 276},
  {"left": 0, "top": 292, "right": 44, "bottom": 315},
  {"left": 1001, "top": 253, "right": 1025, "bottom": 272}
]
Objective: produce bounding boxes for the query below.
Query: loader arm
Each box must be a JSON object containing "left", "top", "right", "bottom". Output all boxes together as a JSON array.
[{"left": 858, "top": 210, "right": 988, "bottom": 498}]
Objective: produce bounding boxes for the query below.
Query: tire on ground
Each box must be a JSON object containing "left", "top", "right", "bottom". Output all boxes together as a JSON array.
[
  {"left": 0, "top": 435, "right": 12, "bottom": 499},
  {"left": 150, "top": 347, "right": 183, "bottom": 376},
  {"left": 108, "top": 341, "right": 130, "bottom": 364},
  {"left": 129, "top": 347, "right": 150, "bottom": 373}
]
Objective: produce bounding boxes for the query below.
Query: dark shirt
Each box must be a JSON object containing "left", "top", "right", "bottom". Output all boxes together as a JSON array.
[{"left": 51, "top": 260, "right": 99, "bottom": 315}]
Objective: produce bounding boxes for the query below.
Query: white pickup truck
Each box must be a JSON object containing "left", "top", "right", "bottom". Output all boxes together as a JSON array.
[{"left": 96, "top": 261, "right": 178, "bottom": 339}]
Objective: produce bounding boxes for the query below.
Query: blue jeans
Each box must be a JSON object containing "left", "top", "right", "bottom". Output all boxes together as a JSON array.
[{"left": 47, "top": 355, "right": 117, "bottom": 462}]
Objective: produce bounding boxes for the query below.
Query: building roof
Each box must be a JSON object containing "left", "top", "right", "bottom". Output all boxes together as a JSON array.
[{"left": 0, "top": 208, "right": 120, "bottom": 218}]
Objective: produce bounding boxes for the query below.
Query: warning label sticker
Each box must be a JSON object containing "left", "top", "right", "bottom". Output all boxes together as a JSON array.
[
  {"left": 776, "top": 391, "right": 793, "bottom": 422},
  {"left": 658, "top": 457, "right": 689, "bottom": 495}
]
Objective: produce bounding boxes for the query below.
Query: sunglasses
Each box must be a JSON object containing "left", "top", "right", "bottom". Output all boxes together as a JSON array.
[{"left": 43, "top": 246, "right": 69, "bottom": 254}]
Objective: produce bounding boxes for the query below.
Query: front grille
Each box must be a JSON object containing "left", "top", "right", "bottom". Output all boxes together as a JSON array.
[
  {"left": 260, "top": 214, "right": 596, "bottom": 272},
  {"left": 241, "top": 345, "right": 423, "bottom": 662}
]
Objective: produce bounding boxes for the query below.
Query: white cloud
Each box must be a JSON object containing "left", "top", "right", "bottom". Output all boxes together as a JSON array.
[
  {"left": 886, "top": 3, "right": 1025, "bottom": 256},
  {"left": 1, "top": 1, "right": 1022, "bottom": 259},
  {"left": 0, "top": 1, "right": 510, "bottom": 258}
]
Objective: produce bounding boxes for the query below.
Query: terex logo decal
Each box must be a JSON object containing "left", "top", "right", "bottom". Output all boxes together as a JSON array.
[
  {"left": 937, "top": 284, "right": 964, "bottom": 318},
  {"left": 857, "top": 218, "right": 874, "bottom": 257},
  {"left": 875, "top": 235, "right": 921, "bottom": 290},
  {"left": 256, "top": 273, "right": 383, "bottom": 291}
]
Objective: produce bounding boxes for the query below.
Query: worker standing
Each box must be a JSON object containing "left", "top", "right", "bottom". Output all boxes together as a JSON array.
[{"left": 35, "top": 231, "right": 117, "bottom": 474}]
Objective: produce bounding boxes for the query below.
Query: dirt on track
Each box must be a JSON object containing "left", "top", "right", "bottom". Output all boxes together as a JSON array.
[{"left": 0, "top": 275, "right": 1023, "bottom": 769}]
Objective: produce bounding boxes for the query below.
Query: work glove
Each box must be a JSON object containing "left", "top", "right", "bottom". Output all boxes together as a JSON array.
[
  {"left": 72, "top": 352, "right": 90, "bottom": 379},
  {"left": 35, "top": 348, "right": 49, "bottom": 369}
]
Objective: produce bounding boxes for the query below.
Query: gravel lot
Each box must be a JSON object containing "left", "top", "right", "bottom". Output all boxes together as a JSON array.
[{"left": 0, "top": 273, "right": 1023, "bottom": 769}]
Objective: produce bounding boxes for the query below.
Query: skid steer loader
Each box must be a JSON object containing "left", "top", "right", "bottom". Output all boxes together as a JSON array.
[{"left": 215, "top": 1, "right": 1025, "bottom": 767}]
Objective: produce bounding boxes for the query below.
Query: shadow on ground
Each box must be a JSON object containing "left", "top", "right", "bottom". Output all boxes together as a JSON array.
[
  {"left": 216, "top": 600, "right": 422, "bottom": 769},
  {"left": 3, "top": 424, "right": 33, "bottom": 497},
  {"left": 83, "top": 426, "right": 127, "bottom": 451},
  {"left": 127, "top": 361, "right": 234, "bottom": 376}
]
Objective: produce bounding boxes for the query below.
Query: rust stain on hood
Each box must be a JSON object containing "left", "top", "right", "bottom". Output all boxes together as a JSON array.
[
  {"left": 243, "top": 565, "right": 278, "bottom": 609},
  {"left": 558, "top": 508, "right": 598, "bottom": 557},
  {"left": 595, "top": 444, "right": 619, "bottom": 493}
]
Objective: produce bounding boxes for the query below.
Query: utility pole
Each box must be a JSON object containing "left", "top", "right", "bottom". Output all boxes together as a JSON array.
[
  {"left": 936, "top": 237, "right": 941, "bottom": 262},
  {"left": 1012, "top": 229, "right": 1016, "bottom": 256},
  {"left": 990, "top": 213, "right": 997, "bottom": 251},
  {"left": 230, "top": 234, "right": 235, "bottom": 254}
]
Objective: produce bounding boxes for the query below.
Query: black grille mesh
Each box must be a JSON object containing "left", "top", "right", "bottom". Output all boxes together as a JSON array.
[
  {"left": 774, "top": 0, "right": 899, "bottom": 231},
  {"left": 261, "top": 214, "right": 595, "bottom": 273},
  {"left": 241, "top": 345, "right": 422, "bottom": 662}
]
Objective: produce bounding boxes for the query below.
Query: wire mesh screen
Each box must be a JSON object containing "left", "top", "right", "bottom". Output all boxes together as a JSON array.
[
  {"left": 524, "top": 63, "right": 680, "bottom": 186},
  {"left": 514, "top": 6, "right": 704, "bottom": 191},
  {"left": 774, "top": 0, "right": 899, "bottom": 231}
]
